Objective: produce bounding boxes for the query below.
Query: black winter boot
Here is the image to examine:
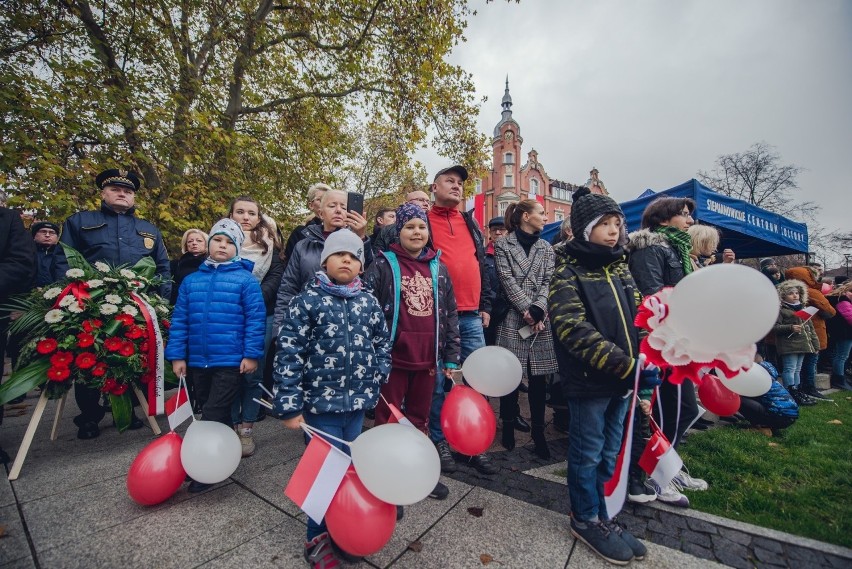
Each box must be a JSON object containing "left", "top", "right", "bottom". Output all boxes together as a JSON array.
[
  {"left": 501, "top": 421, "right": 515, "bottom": 450},
  {"left": 531, "top": 426, "right": 550, "bottom": 460}
]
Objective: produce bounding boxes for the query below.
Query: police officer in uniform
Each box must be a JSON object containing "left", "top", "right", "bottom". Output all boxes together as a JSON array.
[{"left": 54, "top": 168, "right": 171, "bottom": 439}]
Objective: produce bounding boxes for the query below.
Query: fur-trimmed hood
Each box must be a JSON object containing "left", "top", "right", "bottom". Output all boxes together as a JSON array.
[
  {"left": 777, "top": 279, "right": 809, "bottom": 305},
  {"left": 784, "top": 266, "right": 818, "bottom": 288},
  {"left": 626, "top": 228, "right": 671, "bottom": 253}
]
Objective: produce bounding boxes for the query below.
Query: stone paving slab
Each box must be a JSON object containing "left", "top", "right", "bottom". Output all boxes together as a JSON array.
[
  {"left": 390, "top": 486, "right": 572, "bottom": 568},
  {"left": 0, "top": 556, "right": 36, "bottom": 569},
  {"left": 0, "top": 471, "right": 15, "bottom": 508},
  {"left": 0, "top": 504, "right": 30, "bottom": 566},
  {"left": 196, "top": 517, "right": 308, "bottom": 569}
]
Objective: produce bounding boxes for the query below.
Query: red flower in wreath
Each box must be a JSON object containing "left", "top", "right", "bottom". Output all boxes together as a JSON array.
[
  {"left": 77, "top": 332, "right": 95, "bottom": 348},
  {"left": 101, "top": 378, "right": 117, "bottom": 393},
  {"left": 91, "top": 362, "right": 108, "bottom": 377},
  {"left": 36, "top": 338, "right": 58, "bottom": 354},
  {"left": 75, "top": 352, "right": 97, "bottom": 370},
  {"left": 47, "top": 366, "right": 71, "bottom": 382},
  {"left": 111, "top": 383, "right": 129, "bottom": 396},
  {"left": 104, "top": 337, "right": 123, "bottom": 352},
  {"left": 124, "top": 326, "right": 144, "bottom": 340},
  {"left": 118, "top": 340, "right": 136, "bottom": 357},
  {"left": 82, "top": 319, "right": 103, "bottom": 332},
  {"left": 140, "top": 341, "right": 149, "bottom": 352},
  {"left": 161, "top": 319, "right": 171, "bottom": 329},
  {"left": 115, "top": 314, "right": 135, "bottom": 326},
  {"left": 50, "top": 351, "right": 74, "bottom": 367}
]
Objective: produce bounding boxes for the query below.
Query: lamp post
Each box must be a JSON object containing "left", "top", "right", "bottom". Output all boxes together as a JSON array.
[{"left": 845, "top": 253, "right": 852, "bottom": 278}]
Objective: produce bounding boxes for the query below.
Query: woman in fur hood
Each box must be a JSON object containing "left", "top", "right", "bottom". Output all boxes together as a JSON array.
[{"left": 773, "top": 279, "right": 819, "bottom": 405}]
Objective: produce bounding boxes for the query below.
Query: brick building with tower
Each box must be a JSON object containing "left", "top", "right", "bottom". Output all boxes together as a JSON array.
[{"left": 468, "top": 78, "right": 609, "bottom": 227}]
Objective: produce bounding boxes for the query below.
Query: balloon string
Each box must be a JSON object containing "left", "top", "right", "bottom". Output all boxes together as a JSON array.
[{"left": 300, "top": 423, "right": 352, "bottom": 447}]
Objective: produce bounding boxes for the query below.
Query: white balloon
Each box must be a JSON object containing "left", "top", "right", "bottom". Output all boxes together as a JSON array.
[
  {"left": 723, "top": 363, "right": 772, "bottom": 397},
  {"left": 180, "top": 420, "right": 242, "bottom": 484},
  {"left": 666, "top": 264, "right": 779, "bottom": 353},
  {"left": 462, "top": 346, "right": 523, "bottom": 397},
  {"left": 350, "top": 423, "right": 440, "bottom": 505}
]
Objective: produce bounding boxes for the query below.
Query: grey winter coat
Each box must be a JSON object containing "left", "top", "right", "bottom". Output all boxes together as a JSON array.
[
  {"left": 626, "top": 229, "right": 686, "bottom": 296},
  {"left": 494, "top": 233, "right": 558, "bottom": 376}
]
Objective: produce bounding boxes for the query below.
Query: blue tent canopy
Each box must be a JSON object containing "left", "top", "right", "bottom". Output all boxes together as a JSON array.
[{"left": 543, "top": 179, "right": 808, "bottom": 259}]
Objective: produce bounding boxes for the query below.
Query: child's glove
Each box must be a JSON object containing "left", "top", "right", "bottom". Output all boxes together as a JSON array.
[{"left": 638, "top": 362, "right": 662, "bottom": 390}]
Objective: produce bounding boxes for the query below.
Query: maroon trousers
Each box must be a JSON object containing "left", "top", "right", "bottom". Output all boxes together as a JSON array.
[{"left": 374, "top": 367, "right": 435, "bottom": 433}]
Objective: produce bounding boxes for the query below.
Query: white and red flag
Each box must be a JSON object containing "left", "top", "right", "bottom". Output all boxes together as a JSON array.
[
  {"left": 165, "top": 378, "right": 193, "bottom": 430},
  {"left": 639, "top": 419, "right": 683, "bottom": 489},
  {"left": 285, "top": 431, "right": 351, "bottom": 523},
  {"left": 603, "top": 358, "right": 642, "bottom": 517},
  {"left": 385, "top": 402, "right": 415, "bottom": 428},
  {"left": 794, "top": 306, "right": 819, "bottom": 321}
]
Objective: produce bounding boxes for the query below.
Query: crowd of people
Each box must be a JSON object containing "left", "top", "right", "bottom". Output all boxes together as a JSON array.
[{"left": 1, "top": 165, "right": 850, "bottom": 568}]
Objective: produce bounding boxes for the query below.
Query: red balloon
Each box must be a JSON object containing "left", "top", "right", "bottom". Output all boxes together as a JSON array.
[
  {"left": 127, "top": 432, "right": 186, "bottom": 506},
  {"left": 698, "top": 374, "right": 741, "bottom": 417},
  {"left": 325, "top": 467, "right": 396, "bottom": 556},
  {"left": 440, "top": 385, "right": 496, "bottom": 456}
]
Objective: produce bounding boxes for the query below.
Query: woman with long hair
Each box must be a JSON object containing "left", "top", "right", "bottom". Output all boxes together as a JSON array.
[{"left": 494, "top": 199, "right": 558, "bottom": 458}]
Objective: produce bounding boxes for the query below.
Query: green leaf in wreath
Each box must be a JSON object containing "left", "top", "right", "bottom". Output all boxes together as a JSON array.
[
  {"left": 0, "top": 361, "right": 51, "bottom": 405},
  {"left": 110, "top": 392, "right": 133, "bottom": 433},
  {"left": 103, "top": 318, "right": 122, "bottom": 336},
  {"left": 60, "top": 244, "right": 95, "bottom": 273},
  {"left": 132, "top": 256, "right": 156, "bottom": 280}
]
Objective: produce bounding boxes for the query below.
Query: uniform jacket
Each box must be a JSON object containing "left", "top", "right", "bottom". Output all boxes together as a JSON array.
[
  {"left": 272, "top": 280, "right": 392, "bottom": 419},
  {"left": 54, "top": 203, "right": 171, "bottom": 299},
  {"left": 165, "top": 259, "right": 266, "bottom": 368},
  {"left": 274, "top": 224, "right": 374, "bottom": 330},
  {"left": 0, "top": 208, "right": 36, "bottom": 299},
  {"left": 772, "top": 279, "right": 820, "bottom": 355},
  {"left": 626, "top": 229, "right": 686, "bottom": 296},
  {"left": 34, "top": 244, "right": 57, "bottom": 287},
  {"left": 549, "top": 242, "right": 642, "bottom": 398},
  {"left": 363, "top": 248, "right": 461, "bottom": 368},
  {"left": 494, "top": 233, "right": 558, "bottom": 375},
  {"left": 784, "top": 267, "right": 836, "bottom": 349},
  {"left": 373, "top": 210, "right": 493, "bottom": 316}
]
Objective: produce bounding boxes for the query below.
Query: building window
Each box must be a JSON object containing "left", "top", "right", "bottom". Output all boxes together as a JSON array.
[
  {"left": 498, "top": 200, "right": 516, "bottom": 216},
  {"left": 504, "top": 152, "right": 514, "bottom": 165},
  {"left": 475, "top": 178, "right": 482, "bottom": 194},
  {"left": 552, "top": 186, "right": 572, "bottom": 202},
  {"left": 530, "top": 179, "right": 539, "bottom": 196},
  {"left": 555, "top": 210, "right": 564, "bottom": 222},
  {"left": 504, "top": 174, "right": 513, "bottom": 188}
]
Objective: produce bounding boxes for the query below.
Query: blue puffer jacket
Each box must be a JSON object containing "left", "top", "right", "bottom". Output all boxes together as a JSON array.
[
  {"left": 165, "top": 259, "right": 266, "bottom": 368},
  {"left": 272, "top": 279, "right": 392, "bottom": 419},
  {"left": 748, "top": 362, "right": 799, "bottom": 419}
]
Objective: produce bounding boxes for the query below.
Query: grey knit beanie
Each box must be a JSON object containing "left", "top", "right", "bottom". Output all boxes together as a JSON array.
[{"left": 321, "top": 228, "right": 365, "bottom": 266}]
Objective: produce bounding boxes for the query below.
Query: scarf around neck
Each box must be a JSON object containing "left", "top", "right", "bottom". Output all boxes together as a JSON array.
[
  {"left": 565, "top": 239, "right": 625, "bottom": 270},
  {"left": 654, "top": 225, "right": 693, "bottom": 275},
  {"left": 315, "top": 271, "right": 363, "bottom": 298},
  {"left": 240, "top": 230, "right": 273, "bottom": 282}
]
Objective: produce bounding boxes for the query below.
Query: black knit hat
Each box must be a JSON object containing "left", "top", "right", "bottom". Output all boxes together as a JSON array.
[{"left": 570, "top": 187, "right": 624, "bottom": 241}]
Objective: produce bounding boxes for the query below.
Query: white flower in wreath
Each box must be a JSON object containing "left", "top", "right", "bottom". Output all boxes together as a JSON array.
[
  {"left": 100, "top": 303, "right": 119, "bottom": 315},
  {"left": 86, "top": 279, "right": 104, "bottom": 289},
  {"left": 120, "top": 269, "right": 136, "bottom": 279},
  {"left": 121, "top": 305, "right": 139, "bottom": 317},
  {"left": 65, "top": 268, "right": 85, "bottom": 278},
  {"left": 45, "top": 309, "right": 64, "bottom": 323},
  {"left": 67, "top": 303, "right": 84, "bottom": 314},
  {"left": 103, "top": 277, "right": 119, "bottom": 283},
  {"left": 95, "top": 261, "right": 111, "bottom": 272},
  {"left": 156, "top": 304, "right": 169, "bottom": 314},
  {"left": 58, "top": 295, "right": 76, "bottom": 308},
  {"left": 43, "top": 287, "right": 63, "bottom": 300},
  {"left": 105, "top": 294, "right": 122, "bottom": 305}
]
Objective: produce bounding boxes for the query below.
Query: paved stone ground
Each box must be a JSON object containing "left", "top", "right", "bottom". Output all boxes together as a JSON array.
[{"left": 1, "top": 381, "right": 850, "bottom": 568}]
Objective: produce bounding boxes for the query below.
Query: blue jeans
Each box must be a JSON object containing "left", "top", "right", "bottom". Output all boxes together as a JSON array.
[
  {"left": 231, "top": 315, "right": 274, "bottom": 425},
  {"left": 303, "top": 410, "right": 365, "bottom": 541},
  {"left": 428, "top": 312, "right": 485, "bottom": 444},
  {"left": 832, "top": 339, "right": 852, "bottom": 377},
  {"left": 567, "top": 394, "right": 631, "bottom": 522},
  {"left": 800, "top": 352, "right": 819, "bottom": 389},
  {"left": 780, "top": 353, "right": 805, "bottom": 387}
]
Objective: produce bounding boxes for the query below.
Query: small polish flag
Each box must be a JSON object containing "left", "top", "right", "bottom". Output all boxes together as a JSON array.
[
  {"left": 794, "top": 306, "right": 819, "bottom": 321},
  {"left": 603, "top": 363, "right": 642, "bottom": 518},
  {"left": 285, "top": 433, "right": 351, "bottom": 523},
  {"left": 164, "top": 383, "right": 193, "bottom": 430},
  {"left": 639, "top": 423, "right": 683, "bottom": 489},
  {"left": 386, "top": 402, "right": 415, "bottom": 428}
]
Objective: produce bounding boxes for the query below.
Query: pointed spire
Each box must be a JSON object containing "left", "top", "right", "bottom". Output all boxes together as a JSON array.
[{"left": 501, "top": 75, "right": 512, "bottom": 119}]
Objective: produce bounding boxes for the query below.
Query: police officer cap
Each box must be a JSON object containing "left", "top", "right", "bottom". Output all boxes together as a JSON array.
[
  {"left": 31, "top": 221, "right": 60, "bottom": 236},
  {"left": 95, "top": 168, "right": 141, "bottom": 192}
]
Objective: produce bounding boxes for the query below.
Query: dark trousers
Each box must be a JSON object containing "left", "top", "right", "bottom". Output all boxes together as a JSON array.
[
  {"left": 192, "top": 367, "right": 241, "bottom": 425},
  {"left": 629, "top": 404, "right": 651, "bottom": 478},
  {"left": 74, "top": 384, "right": 107, "bottom": 425},
  {"left": 500, "top": 372, "right": 547, "bottom": 427},
  {"left": 738, "top": 398, "right": 796, "bottom": 431},
  {"left": 374, "top": 367, "right": 434, "bottom": 433},
  {"left": 655, "top": 378, "right": 698, "bottom": 449}
]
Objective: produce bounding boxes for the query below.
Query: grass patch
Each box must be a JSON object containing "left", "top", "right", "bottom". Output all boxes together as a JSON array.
[{"left": 679, "top": 395, "right": 852, "bottom": 547}]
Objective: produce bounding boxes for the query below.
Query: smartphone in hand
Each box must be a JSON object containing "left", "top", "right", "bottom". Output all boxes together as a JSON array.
[
  {"left": 347, "top": 192, "right": 364, "bottom": 216},
  {"left": 518, "top": 325, "right": 534, "bottom": 339}
]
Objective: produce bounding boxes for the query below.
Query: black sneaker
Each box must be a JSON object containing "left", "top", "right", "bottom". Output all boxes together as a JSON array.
[
  {"left": 801, "top": 385, "right": 831, "bottom": 401},
  {"left": 605, "top": 518, "right": 647, "bottom": 560},
  {"left": 435, "top": 440, "right": 457, "bottom": 473},
  {"left": 396, "top": 505, "right": 404, "bottom": 521},
  {"left": 627, "top": 476, "right": 656, "bottom": 503},
  {"left": 570, "top": 517, "right": 633, "bottom": 565},
  {"left": 76, "top": 421, "right": 100, "bottom": 440},
  {"left": 469, "top": 453, "right": 498, "bottom": 475},
  {"left": 514, "top": 415, "right": 531, "bottom": 433},
  {"left": 429, "top": 481, "right": 449, "bottom": 500},
  {"left": 187, "top": 480, "right": 212, "bottom": 493}
]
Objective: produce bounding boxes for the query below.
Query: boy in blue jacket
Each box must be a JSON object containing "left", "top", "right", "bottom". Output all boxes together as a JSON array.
[
  {"left": 273, "top": 229, "right": 391, "bottom": 568},
  {"left": 166, "top": 218, "right": 266, "bottom": 491}
]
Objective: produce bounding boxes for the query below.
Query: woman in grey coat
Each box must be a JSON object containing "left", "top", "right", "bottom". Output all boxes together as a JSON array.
[{"left": 494, "top": 199, "right": 558, "bottom": 458}]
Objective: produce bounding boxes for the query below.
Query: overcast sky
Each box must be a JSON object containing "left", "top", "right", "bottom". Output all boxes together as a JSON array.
[{"left": 416, "top": 0, "right": 851, "bottom": 261}]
